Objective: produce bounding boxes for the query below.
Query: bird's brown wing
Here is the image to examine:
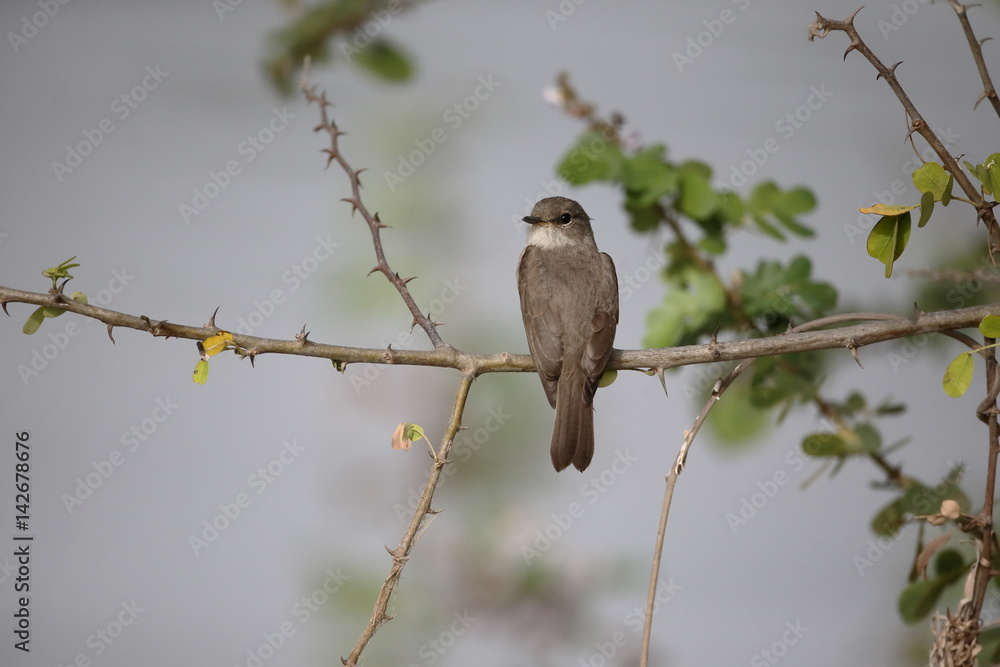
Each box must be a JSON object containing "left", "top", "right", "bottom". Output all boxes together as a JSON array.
[
  {"left": 518, "top": 246, "right": 563, "bottom": 408},
  {"left": 581, "top": 252, "right": 619, "bottom": 403}
]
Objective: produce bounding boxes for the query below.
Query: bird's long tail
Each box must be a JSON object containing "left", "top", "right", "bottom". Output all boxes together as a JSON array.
[{"left": 550, "top": 378, "right": 594, "bottom": 472}]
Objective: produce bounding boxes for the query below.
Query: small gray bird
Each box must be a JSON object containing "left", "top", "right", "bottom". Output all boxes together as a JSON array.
[{"left": 517, "top": 197, "right": 619, "bottom": 472}]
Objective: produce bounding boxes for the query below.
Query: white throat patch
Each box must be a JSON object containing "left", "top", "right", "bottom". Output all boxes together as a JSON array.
[{"left": 526, "top": 224, "right": 575, "bottom": 249}]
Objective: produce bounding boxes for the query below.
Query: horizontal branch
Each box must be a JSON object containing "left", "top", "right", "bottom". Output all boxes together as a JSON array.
[{"left": 3, "top": 285, "right": 997, "bottom": 375}]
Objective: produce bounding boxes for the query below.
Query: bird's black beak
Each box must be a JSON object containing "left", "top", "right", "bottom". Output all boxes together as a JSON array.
[{"left": 523, "top": 215, "right": 543, "bottom": 225}]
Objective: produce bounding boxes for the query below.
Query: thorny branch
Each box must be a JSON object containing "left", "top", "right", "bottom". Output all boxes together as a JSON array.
[
  {"left": 344, "top": 372, "right": 475, "bottom": 666},
  {"left": 2, "top": 285, "right": 997, "bottom": 375},
  {"left": 807, "top": 7, "right": 1000, "bottom": 254},
  {"left": 300, "top": 67, "right": 447, "bottom": 350},
  {"left": 946, "top": 0, "right": 1000, "bottom": 118}
]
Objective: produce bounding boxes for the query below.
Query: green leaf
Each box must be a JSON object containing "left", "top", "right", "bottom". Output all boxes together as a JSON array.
[
  {"left": 705, "top": 378, "right": 771, "bottom": 446},
  {"left": 192, "top": 358, "right": 210, "bottom": 384},
  {"left": 749, "top": 352, "right": 823, "bottom": 411},
  {"left": 698, "top": 234, "right": 727, "bottom": 255},
  {"left": 741, "top": 256, "right": 837, "bottom": 324},
  {"left": 42, "top": 256, "right": 80, "bottom": 281},
  {"left": 736, "top": 182, "right": 816, "bottom": 239},
  {"left": 845, "top": 392, "right": 867, "bottom": 413},
  {"left": 751, "top": 212, "right": 785, "bottom": 240},
  {"left": 898, "top": 550, "right": 968, "bottom": 623},
  {"left": 871, "top": 497, "right": 906, "bottom": 536},
  {"left": 773, "top": 210, "right": 815, "bottom": 237},
  {"left": 802, "top": 432, "right": 849, "bottom": 457},
  {"left": 912, "top": 162, "right": 949, "bottom": 200},
  {"left": 942, "top": 175, "right": 953, "bottom": 206},
  {"left": 620, "top": 145, "right": 677, "bottom": 207},
  {"left": 402, "top": 423, "right": 425, "bottom": 443},
  {"left": 854, "top": 423, "right": 882, "bottom": 453},
  {"left": 942, "top": 352, "right": 974, "bottom": 397},
  {"left": 989, "top": 163, "right": 1000, "bottom": 200},
  {"left": 978, "top": 164, "right": 993, "bottom": 196},
  {"left": 768, "top": 187, "right": 817, "bottom": 238},
  {"left": 643, "top": 267, "right": 727, "bottom": 348},
  {"left": 778, "top": 186, "right": 817, "bottom": 214},
  {"left": 22, "top": 308, "right": 47, "bottom": 335},
  {"left": 866, "top": 212, "right": 911, "bottom": 278},
  {"left": 598, "top": 369, "right": 617, "bottom": 388},
  {"left": 898, "top": 579, "right": 946, "bottom": 624},
  {"left": 557, "top": 131, "right": 624, "bottom": 186},
  {"left": 917, "top": 191, "right": 934, "bottom": 228},
  {"left": 980, "top": 315, "right": 1000, "bottom": 338},
  {"left": 352, "top": 39, "right": 413, "bottom": 82},
  {"left": 624, "top": 202, "right": 661, "bottom": 232},
  {"left": 934, "top": 548, "right": 965, "bottom": 576},
  {"left": 22, "top": 305, "right": 67, "bottom": 335},
  {"left": 677, "top": 165, "right": 718, "bottom": 220},
  {"left": 717, "top": 190, "right": 744, "bottom": 224}
]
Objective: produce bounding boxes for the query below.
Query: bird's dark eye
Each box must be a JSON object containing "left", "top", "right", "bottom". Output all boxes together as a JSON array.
[{"left": 559, "top": 213, "right": 572, "bottom": 224}]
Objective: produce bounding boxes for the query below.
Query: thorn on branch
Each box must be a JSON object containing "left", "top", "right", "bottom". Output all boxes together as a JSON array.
[
  {"left": 848, "top": 339, "right": 864, "bottom": 368},
  {"left": 878, "top": 61, "right": 903, "bottom": 80},
  {"left": 341, "top": 197, "right": 359, "bottom": 215},
  {"left": 1, "top": 300, "right": 9, "bottom": 316},
  {"left": 207, "top": 306, "right": 220, "bottom": 329},
  {"left": 107, "top": 323, "right": 115, "bottom": 344},
  {"left": 655, "top": 367, "right": 668, "bottom": 397},
  {"left": 296, "top": 324, "right": 310, "bottom": 343}
]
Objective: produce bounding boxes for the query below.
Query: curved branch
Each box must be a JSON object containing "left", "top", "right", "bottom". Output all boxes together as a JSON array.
[{"left": 807, "top": 8, "right": 1000, "bottom": 252}]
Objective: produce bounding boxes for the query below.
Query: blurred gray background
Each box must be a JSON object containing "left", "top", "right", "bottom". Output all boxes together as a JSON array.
[{"left": 2, "top": 1, "right": 999, "bottom": 665}]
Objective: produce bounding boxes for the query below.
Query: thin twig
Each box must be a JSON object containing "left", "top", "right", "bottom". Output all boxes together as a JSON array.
[
  {"left": 807, "top": 8, "right": 1000, "bottom": 253},
  {"left": 344, "top": 371, "right": 475, "bottom": 666},
  {"left": 947, "top": 0, "right": 1000, "bottom": 118},
  {"left": 300, "top": 75, "right": 447, "bottom": 349},
  {"left": 968, "top": 338, "right": 999, "bottom": 619}
]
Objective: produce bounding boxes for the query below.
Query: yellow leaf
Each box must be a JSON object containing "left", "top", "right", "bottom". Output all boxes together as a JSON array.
[
  {"left": 201, "top": 331, "right": 233, "bottom": 357},
  {"left": 859, "top": 203, "right": 919, "bottom": 216}
]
